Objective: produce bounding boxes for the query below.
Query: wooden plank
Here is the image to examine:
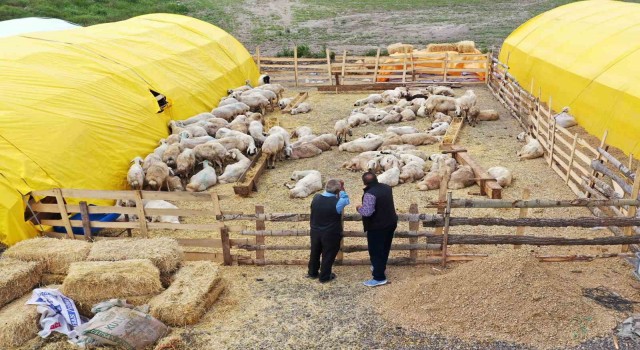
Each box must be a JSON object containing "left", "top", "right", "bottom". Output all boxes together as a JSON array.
[
  {"left": 373, "top": 48, "right": 381, "bottom": 82},
  {"left": 54, "top": 188, "right": 74, "bottom": 239},
  {"left": 211, "top": 192, "right": 221, "bottom": 217},
  {"left": 220, "top": 226, "right": 232, "bottom": 265},
  {"left": 409, "top": 203, "right": 419, "bottom": 261},
  {"left": 60, "top": 189, "right": 136, "bottom": 200},
  {"left": 176, "top": 238, "right": 222, "bottom": 248},
  {"left": 41, "top": 219, "right": 139, "bottom": 229},
  {"left": 255, "top": 46, "right": 261, "bottom": 71},
  {"left": 44, "top": 232, "right": 119, "bottom": 240},
  {"left": 147, "top": 222, "right": 221, "bottom": 231},
  {"left": 586, "top": 130, "right": 608, "bottom": 198},
  {"left": 441, "top": 192, "right": 453, "bottom": 267},
  {"left": 325, "top": 48, "right": 332, "bottom": 85},
  {"left": 293, "top": 46, "right": 299, "bottom": 87},
  {"left": 78, "top": 201, "right": 93, "bottom": 241},
  {"left": 453, "top": 150, "right": 502, "bottom": 199},
  {"left": 548, "top": 119, "right": 557, "bottom": 168},
  {"left": 233, "top": 151, "right": 267, "bottom": 197},
  {"left": 133, "top": 191, "right": 148, "bottom": 237},
  {"left": 439, "top": 117, "right": 464, "bottom": 148},
  {"left": 623, "top": 169, "right": 640, "bottom": 252},
  {"left": 513, "top": 189, "right": 531, "bottom": 250},
  {"left": 566, "top": 134, "right": 579, "bottom": 184},
  {"left": 255, "top": 205, "right": 265, "bottom": 264},
  {"left": 140, "top": 191, "right": 216, "bottom": 201},
  {"left": 443, "top": 52, "right": 448, "bottom": 82},
  {"left": 426, "top": 197, "right": 640, "bottom": 209},
  {"left": 341, "top": 49, "right": 347, "bottom": 78},
  {"left": 183, "top": 251, "right": 223, "bottom": 263},
  {"left": 31, "top": 202, "right": 135, "bottom": 215}
]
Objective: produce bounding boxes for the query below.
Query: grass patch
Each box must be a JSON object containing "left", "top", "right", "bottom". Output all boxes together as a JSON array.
[
  {"left": 276, "top": 44, "right": 335, "bottom": 59},
  {"left": 364, "top": 48, "right": 388, "bottom": 56}
]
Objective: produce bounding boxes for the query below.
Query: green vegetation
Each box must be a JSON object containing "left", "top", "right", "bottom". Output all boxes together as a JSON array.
[{"left": 276, "top": 44, "right": 335, "bottom": 59}]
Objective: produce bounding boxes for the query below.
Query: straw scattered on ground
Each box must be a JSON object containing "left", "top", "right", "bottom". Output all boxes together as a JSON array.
[
  {"left": 0, "top": 292, "right": 40, "bottom": 348},
  {"left": 3, "top": 238, "right": 91, "bottom": 274},
  {"left": 149, "top": 261, "right": 225, "bottom": 326},
  {"left": 0, "top": 258, "right": 42, "bottom": 308},
  {"left": 373, "top": 251, "right": 638, "bottom": 349},
  {"left": 88, "top": 238, "right": 184, "bottom": 274},
  {"left": 40, "top": 274, "right": 66, "bottom": 285},
  {"left": 62, "top": 259, "right": 163, "bottom": 313}
]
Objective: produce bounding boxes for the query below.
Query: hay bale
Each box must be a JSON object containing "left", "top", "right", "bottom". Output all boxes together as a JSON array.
[
  {"left": 0, "top": 293, "right": 39, "bottom": 348},
  {"left": 41, "top": 273, "right": 66, "bottom": 285},
  {"left": 74, "top": 295, "right": 156, "bottom": 317},
  {"left": 0, "top": 258, "right": 42, "bottom": 308},
  {"left": 62, "top": 259, "right": 163, "bottom": 306},
  {"left": 425, "top": 43, "right": 458, "bottom": 52},
  {"left": 87, "top": 238, "right": 183, "bottom": 274},
  {"left": 149, "top": 262, "right": 225, "bottom": 326},
  {"left": 456, "top": 40, "right": 477, "bottom": 53},
  {"left": 3, "top": 238, "right": 91, "bottom": 274},
  {"left": 387, "top": 42, "right": 414, "bottom": 54}
]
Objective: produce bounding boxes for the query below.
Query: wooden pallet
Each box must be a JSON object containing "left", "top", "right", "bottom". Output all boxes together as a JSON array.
[
  {"left": 282, "top": 92, "right": 308, "bottom": 113},
  {"left": 439, "top": 116, "right": 464, "bottom": 149},
  {"left": 233, "top": 150, "right": 268, "bottom": 197}
]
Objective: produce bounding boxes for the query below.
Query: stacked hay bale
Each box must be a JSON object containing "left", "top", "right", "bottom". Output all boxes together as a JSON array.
[
  {"left": 387, "top": 42, "right": 414, "bottom": 55},
  {"left": 0, "top": 258, "right": 42, "bottom": 307},
  {"left": 149, "top": 261, "right": 225, "bottom": 326},
  {"left": 425, "top": 43, "right": 458, "bottom": 53},
  {"left": 87, "top": 238, "right": 183, "bottom": 286},
  {"left": 62, "top": 259, "right": 164, "bottom": 315},
  {"left": 0, "top": 293, "right": 40, "bottom": 348},
  {"left": 3, "top": 237, "right": 91, "bottom": 283}
]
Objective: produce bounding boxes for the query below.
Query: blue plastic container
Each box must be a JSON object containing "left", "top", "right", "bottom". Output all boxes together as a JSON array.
[{"left": 53, "top": 208, "right": 120, "bottom": 235}]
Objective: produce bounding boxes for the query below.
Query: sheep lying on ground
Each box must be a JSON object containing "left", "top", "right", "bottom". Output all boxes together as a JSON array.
[
  {"left": 278, "top": 97, "right": 293, "bottom": 110},
  {"left": 377, "top": 167, "right": 400, "bottom": 187},
  {"left": 314, "top": 134, "right": 338, "bottom": 147},
  {"left": 292, "top": 126, "right": 313, "bottom": 139},
  {"left": 286, "top": 170, "right": 323, "bottom": 198},
  {"left": 291, "top": 102, "right": 312, "bottom": 115},
  {"left": 387, "top": 126, "right": 419, "bottom": 135},
  {"left": 427, "top": 122, "right": 450, "bottom": 136},
  {"left": 554, "top": 107, "right": 577, "bottom": 128},
  {"left": 427, "top": 85, "right": 455, "bottom": 97},
  {"left": 417, "top": 171, "right": 443, "bottom": 191},
  {"left": 338, "top": 134, "right": 383, "bottom": 152},
  {"left": 433, "top": 112, "right": 453, "bottom": 124},
  {"left": 218, "top": 149, "right": 251, "bottom": 184},
  {"left": 127, "top": 157, "right": 145, "bottom": 190},
  {"left": 429, "top": 154, "right": 458, "bottom": 173},
  {"left": 487, "top": 166, "right": 513, "bottom": 188},
  {"left": 425, "top": 95, "right": 457, "bottom": 117},
  {"left": 516, "top": 132, "right": 544, "bottom": 160},
  {"left": 186, "top": 160, "right": 217, "bottom": 192},
  {"left": 342, "top": 151, "right": 381, "bottom": 172},
  {"left": 144, "top": 200, "right": 180, "bottom": 224},
  {"left": 354, "top": 94, "right": 383, "bottom": 106},
  {"left": 290, "top": 142, "right": 323, "bottom": 160},
  {"left": 399, "top": 160, "right": 426, "bottom": 183},
  {"left": 400, "top": 133, "right": 440, "bottom": 146},
  {"left": 448, "top": 165, "right": 475, "bottom": 189}
]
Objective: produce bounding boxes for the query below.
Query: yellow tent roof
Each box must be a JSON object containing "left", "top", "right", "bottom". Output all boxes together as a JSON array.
[
  {"left": 499, "top": 0, "right": 640, "bottom": 157},
  {"left": 0, "top": 13, "right": 258, "bottom": 246}
]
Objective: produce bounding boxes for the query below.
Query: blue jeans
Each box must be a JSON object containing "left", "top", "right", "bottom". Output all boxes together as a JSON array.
[{"left": 366, "top": 224, "right": 397, "bottom": 281}]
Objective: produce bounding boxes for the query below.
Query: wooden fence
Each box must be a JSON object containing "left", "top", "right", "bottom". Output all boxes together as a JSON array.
[
  {"left": 28, "top": 189, "right": 253, "bottom": 264},
  {"left": 487, "top": 55, "right": 640, "bottom": 251},
  {"left": 254, "top": 46, "right": 490, "bottom": 87}
]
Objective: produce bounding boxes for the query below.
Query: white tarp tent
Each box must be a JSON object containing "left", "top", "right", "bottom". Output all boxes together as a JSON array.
[{"left": 0, "top": 17, "right": 79, "bottom": 38}]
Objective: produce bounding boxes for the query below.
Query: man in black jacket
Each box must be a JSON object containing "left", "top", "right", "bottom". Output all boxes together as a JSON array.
[
  {"left": 307, "top": 179, "right": 350, "bottom": 283},
  {"left": 357, "top": 172, "right": 398, "bottom": 287}
]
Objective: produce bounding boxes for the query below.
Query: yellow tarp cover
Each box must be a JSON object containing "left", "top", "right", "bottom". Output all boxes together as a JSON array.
[
  {"left": 0, "top": 13, "right": 258, "bottom": 246},
  {"left": 500, "top": 0, "right": 640, "bottom": 157}
]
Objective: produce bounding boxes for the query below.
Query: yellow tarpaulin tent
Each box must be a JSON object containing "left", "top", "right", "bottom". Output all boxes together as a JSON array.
[
  {"left": 0, "top": 13, "right": 258, "bottom": 246},
  {"left": 499, "top": 0, "right": 640, "bottom": 157}
]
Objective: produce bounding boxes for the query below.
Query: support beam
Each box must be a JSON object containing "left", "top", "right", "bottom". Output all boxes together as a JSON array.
[
  {"left": 423, "top": 216, "right": 640, "bottom": 228},
  {"left": 453, "top": 150, "right": 502, "bottom": 198},
  {"left": 425, "top": 198, "right": 640, "bottom": 209}
]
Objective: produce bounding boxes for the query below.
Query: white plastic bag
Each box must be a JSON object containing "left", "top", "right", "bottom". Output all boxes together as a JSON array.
[{"left": 27, "top": 288, "right": 82, "bottom": 338}]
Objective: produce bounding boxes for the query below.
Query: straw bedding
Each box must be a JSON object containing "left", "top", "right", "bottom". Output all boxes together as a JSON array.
[
  {"left": 374, "top": 251, "right": 629, "bottom": 349},
  {"left": 426, "top": 43, "right": 458, "bottom": 52},
  {"left": 41, "top": 273, "right": 66, "bottom": 285},
  {"left": 62, "top": 259, "right": 163, "bottom": 309},
  {"left": 0, "top": 258, "right": 42, "bottom": 308},
  {"left": 3, "top": 238, "right": 91, "bottom": 274},
  {"left": 456, "top": 40, "right": 477, "bottom": 53},
  {"left": 0, "top": 293, "right": 39, "bottom": 348},
  {"left": 87, "top": 238, "right": 183, "bottom": 274},
  {"left": 149, "top": 261, "right": 225, "bottom": 326}
]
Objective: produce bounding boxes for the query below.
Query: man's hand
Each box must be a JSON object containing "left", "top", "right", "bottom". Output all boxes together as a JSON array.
[
  {"left": 340, "top": 180, "right": 345, "bottom": 191},
  {"left": 356, "top": 204, "right": 362, "bottom": 211}
]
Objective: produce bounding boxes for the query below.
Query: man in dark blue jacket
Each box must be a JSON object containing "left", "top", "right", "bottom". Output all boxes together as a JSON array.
[
  {"left": 357, "top": 172, "right": 398, "bottom": 287},
  {"left": 307, "top": 179, "right": 350, "bottom": 283}
]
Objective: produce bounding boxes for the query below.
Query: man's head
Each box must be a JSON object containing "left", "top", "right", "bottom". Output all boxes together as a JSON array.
[
  {"left": 325, "top": 179, "right": 342, "bottom": 195},
  {"left": 362, "top": 172, "right": 378, "bottom": 186}
]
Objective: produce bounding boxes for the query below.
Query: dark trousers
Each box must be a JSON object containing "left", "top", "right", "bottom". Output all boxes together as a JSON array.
[
  {"left": 366, "top": 224, "right": 397, "bottom": 281},
  {"left": 308, "top": 230, "right": 342, "bottom": 281}
]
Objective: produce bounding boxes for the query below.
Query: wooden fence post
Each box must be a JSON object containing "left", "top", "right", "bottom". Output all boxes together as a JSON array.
[
  {"left": 441, "top": 192, "right": 453, "bottom": 267},
  {"left": 78, "top": 201, "right": 93, "bottom": 241},
  {"left": 341, "top": 49, "right": 347, "bottom": 80},
  {"left": 134, "top": 190, "right": 149, "bottom": 237},
  {"left": 336, "top": 214, "right": 344, "bottom": 264},
  {"left": 514, "top": 189, "right": 531, "bottom": 250},
  {"left": 294, "top": 46, "right": 299, "bottom": 87},
  {"left": 485, "top": 52, "right": 491, "bottom": 86},
  {"left": 373, "top": 48, "right": 381, "bottom": 83},
  {"left": 53, "top": 188, "right": 74, "bottom": 239},
  {"left": 220, "top": 226, "right": 232, "bottom": 265},
  {"left": 586, "top": 130, "right": 609, "bottom": 198},
  {"left": 325, "top": 48, "right": 333, "bottom": 85},
  {"left": 410, "top": 52, "right": 416, "bottom": 81},
  {"left": 409, "top": 203, "right": 419, "bottom": 261},
  {"left": 256, "top": 46, "right": 261, "bottom": 72},
  {"left": 622, "top": 169, "right": 640, "bottom": 252},
  {"left": 443, "top": 52, "right": 448, "bottom": 82},
  {"left": 566, "top": 134, "right": 579, "bottom": 184},
  {"left": 255, "top": 205, "right": 265, "bottom": 265},
  {"left": 402, "top": 54, "right": 407, "bottom": 83},
  {"left": 548, "top": 119, "right": 557, "bottom": 168}
]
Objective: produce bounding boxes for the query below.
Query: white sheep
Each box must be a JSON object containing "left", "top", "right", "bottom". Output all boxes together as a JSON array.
[
  {"left": 334, "top": 119, "right": 352, "bottom": 144},
  {"left": 417, "top": 171, "right": 443, "bottom": 191},
  {"left": 400, "top": 160, "right": 426, "bottom": 183},
  {"left": 166, "top": 176, "right": 184, "bottom": 191},
  {"left": 154, "top": 140, "right": 168, "bottom": 158},
  {"left": 227, "top": 83, "right": 252, "bottom": 95},
  {"left": 203, "top": 118, "right": 229, "bottom": 136},
  {"left": 487, "top": 166, "right": 513, "bottom": 188},
  {"left": 348, "top": 113, "right": 370, "bottom": 127},
  {"left": 193, "top": 141, "right": 228, "bottom": 172},
  {"left": 249, "top": 120, "right": 267, "bottom": 145},
  {"left": 278, "top": 97, "right": 293, "bottom": 110},
  {"left": 400, "top": 133, "right": 440, "bottom": 146},
  {"left": 517, "top": 133, "right": 544, "bottom": 160},
  {"left": 380, "top": 132, "right": 404, "bottom": 147},
  {"left": 162, "top": 143, "right": 184, "bottom": 168},
  {"left": 448, "top": 165, "right": 476, "bottom": 190},
  {"left": 176, "top": 148, "right": 196, "bottom": 179},
  {"left": 242, "top": 89, "right": 277, "bottom": 108},
  {"left": 338, "top": 135, "right": 383, "bottom": 152},
  {"left": 144, "top": 200, "right": 180, "bottom": 224},
  {"left": 237, "top": 93, "right": 270, "bottom": 115},
  {"left": 286, "top": 170, "right": 323, "bottom": 198},
  {"left": 256, "top": 83, "right": 285, "bottom": 99},
  {"left": 427, "top": 85, "right": 455, "bottom": 97},
  {"left": 377, "top": 111, "right": 402, "bottom": 124},
  {"left": 291, "top": 102, "right": 312, "bottom": 115},
  {"left": 180, "top": 112, "right": 215, "bottom": 126},
  {"left": 314, "top": 134, "right": 339, "bottom": 147},
  {"left": 179, "top": 135, "right": 216, "bottom": 149},
  {"left": 290, "top": 142, "right": 323, "bottom": 160},
  {"left": 186, "top": 160, "right": 217, "bottom": 192},
  {"left": 433, "top": 112, "right": 453, "bottom": 124},
  {"left": 354, "top": 94, "right": 383, "bottom": 106},
  {"left": 292, "top": 126, "right": 313, "bottom": 139},
  {"left": 218, "top": 149, "right": 251, "bottom": 184},
  {"left": 218, "top": 97, "right": 239, "bottom": 107},
  {"left": 184, "top": 125, "right": 208, "bottom": 138},
  {"left": 145, "top": 162, "right": 171, "bottom": 191},
  {"left": 215, "top": 128, "right": 258, "bottom": 155},
  {"left": 127, "top": 157, "right": 145, "bottom": 190},
  {"left": 211, "top": 102, "right": 250, "bottom": 121},
  {"left": 387, "top": 126, "right": 419, "bottom": 135},
  {"left": 262, "top": 133, "right": 285, "bottom": 169},
  {"left": 377, "top": 167, "right": 400, "bottom": 187},
  {"left": 425, "top": 95, "right": 457, "bottom": 117},
  {"left": 429, "top": 154, "right": 457, "bottom": 173},
  {"left": 143, "top": 153, "right": 162, "bottom": 173},
  {"left": 342, "top": 151, "right": 381, "bottom": 171},
  {"left": 380, "top": 144, "right": 417, "bottom": 152},
  {"left": 455, "top": 90, "right": 477, "bottom": 119},
  {"left": 554, "top": 107, "right": 577, "bottom": 128},
  {"left": 428, "top": 121, "right": 450, "bottom": 136},
  {"left": 400, "top": 109, "right": 416, "bottom": 122}
]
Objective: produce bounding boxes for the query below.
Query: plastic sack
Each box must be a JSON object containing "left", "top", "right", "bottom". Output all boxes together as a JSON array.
[
  {"left": 27, "top": 288, "right": 82, "bottom": 338},
  {"left": 75, "top": 306, "right": 168, "bottom": 350}
]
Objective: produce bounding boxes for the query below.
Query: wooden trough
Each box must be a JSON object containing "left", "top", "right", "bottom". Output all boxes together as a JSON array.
[
  {"left": 281, "top": 91, "right": 308, "bottom": 113},
  {"left": 440, "top": 116, "right": 464, "bottom": 148},
  {"left": 441, "top": 146, "right": 502, "bottom": 199},
  {"left": 233, "top": 151, "right": 268, "bottom": 197}
]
